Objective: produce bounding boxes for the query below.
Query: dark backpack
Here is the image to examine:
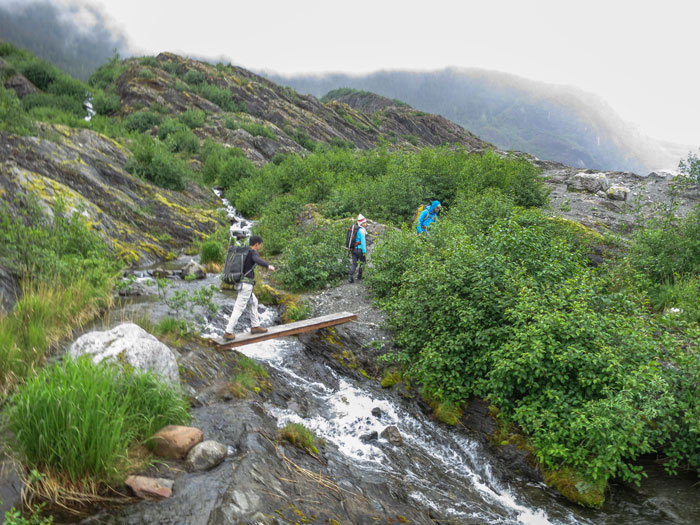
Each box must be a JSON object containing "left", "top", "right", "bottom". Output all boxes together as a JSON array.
[
  {"left": 222, "top": 246, "right": 250, "bottom": 284},
  {"left": 345, "top": 223, "right": 360, "bottom": 251}
]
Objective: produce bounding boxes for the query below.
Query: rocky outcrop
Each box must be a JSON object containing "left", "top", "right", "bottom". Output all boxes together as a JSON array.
[{"left": 108, "top": 52, "right": 494, "bottom": 167}]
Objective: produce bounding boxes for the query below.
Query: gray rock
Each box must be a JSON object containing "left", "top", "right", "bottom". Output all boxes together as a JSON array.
[
  {"left": 181, "top": 259, "right": 206, "bottom": 280},
  {"left": 185, "top": 440, "right": 228, "bottom": 472},
  {"left": 69, "top": 323, "right": 180, "bottom": 384},
  {"left": 607, "top": 185, "right": 630, "bottom": 201},
  {"left": 568, "top": 172, "right": 610, "bottom": 193},
  {"left": 380, "top": 425, "right": 403, "bottom": 445}
]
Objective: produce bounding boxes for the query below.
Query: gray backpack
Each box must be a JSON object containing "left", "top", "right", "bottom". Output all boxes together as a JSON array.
[{"left": 222, "top": 246, "right": 250, "bottom": 284}]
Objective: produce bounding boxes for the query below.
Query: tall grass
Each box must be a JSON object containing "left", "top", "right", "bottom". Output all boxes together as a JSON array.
[
  {"left": 0, "top": 278, "right": 115, "bottom": 397},
  {"left": 6, "top": 356, "right": 190, "bottom": 484}
]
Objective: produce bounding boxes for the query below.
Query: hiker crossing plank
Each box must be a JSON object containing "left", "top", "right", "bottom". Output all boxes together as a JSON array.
[{"left": 206, "top": 311, "right": 357, "bottom": 349}]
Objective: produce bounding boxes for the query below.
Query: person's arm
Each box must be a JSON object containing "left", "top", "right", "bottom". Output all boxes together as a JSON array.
[{"left": 251, "top": 250, "right": 275, "bottom": 271}]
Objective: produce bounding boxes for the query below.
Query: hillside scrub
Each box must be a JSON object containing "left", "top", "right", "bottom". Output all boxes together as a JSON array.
[
  {"left": 0, "top": 197, "right": 122, "bottom": 395},
  {"left": 367, "top": 192, "right": 700, "bottom": 504}
]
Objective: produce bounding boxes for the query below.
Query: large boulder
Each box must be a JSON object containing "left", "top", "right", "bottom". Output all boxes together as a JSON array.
[
  {"left": 567, "top": 172, "right": 610, "bottom": 193},
  {"left": 68, "top": 323, "right": 180, "bottom": 384},
  {"left": 151, "top": 425, "right": 203, "bottom": 459}
]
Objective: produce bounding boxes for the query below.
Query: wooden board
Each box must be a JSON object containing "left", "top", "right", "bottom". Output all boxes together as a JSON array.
[{"left": 205, "top": 311, "right": 357, "bottom": 349}]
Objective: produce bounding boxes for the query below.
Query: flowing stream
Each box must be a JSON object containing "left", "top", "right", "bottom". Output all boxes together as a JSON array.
[{"left": 104, "top": 191, "right": 698, "bottom": 524}]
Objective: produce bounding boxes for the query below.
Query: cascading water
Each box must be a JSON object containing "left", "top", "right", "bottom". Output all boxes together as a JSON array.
[{"left": 104, "top": 190, "right": 698, "bottom": 525}]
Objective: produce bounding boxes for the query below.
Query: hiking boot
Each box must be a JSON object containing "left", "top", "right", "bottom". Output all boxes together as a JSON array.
[
  {"left": 357, "top": 271, "right": 363, "bottom": 280},
  {"left": 348, "top": 276, "right": 354, "bottom": 283},
  {"left": 223, "top": 332, "right": 236, "bottom": 340},
  {"left": 250, "top": 326, "right": 268, "bottom": 334}
]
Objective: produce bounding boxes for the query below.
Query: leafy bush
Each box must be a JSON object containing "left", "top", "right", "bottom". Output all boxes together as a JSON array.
[
  {"left": 275, "top": 223, "right": 348, "bottom": 291},
  {"left": 679, "top": 149, "right": 699, "bottom": 184},
  {"left": 192, "top": 83, "right": 246, "bottom": 113},
  {"left": 254, "top": 195, "right": 304, "bottom": 255},
  {"left": 139, "top": 56, "right": 159, "bottom": 67},
  {"left": 178, "top": 108, "right": 205, "bottom": 129},
  {"left": 218, "top": 156, "right": 257, "bottom": 192},
  {"left": 21, "top": 93, "right": 85, "bottom": 117},
  {"left": 90, "top": 90, "right": 121, "bottom": 115},
  {"left": 88, "top": 54, "right": 128, "bottom": 90},
  {"left": 165, "top": 128, "right": 200, "bottom": 154},
  {"left": 240, "top": 121, "right": 275, "bottom": 139},
  {"left": 6, "top": 356, "right": 189, "bottom": 483},
  {"left": 183, "top": 70, "right": 206, "bottom": 85},
  {"left": 20, "top": 61, "right": 57, "bottom": 91},
  {"left": 123, "top": 110, "right": 163, "bottom": 133},
  {"left": 0, "top": 85, "right": 33, "bottom": 134},
  {"left": 126, "top": 136, "right": 189, "bottom": 190}
]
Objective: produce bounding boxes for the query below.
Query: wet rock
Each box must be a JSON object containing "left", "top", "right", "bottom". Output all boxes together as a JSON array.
[
  {"left": 380, "top": 426, "right": 403, "bottom": 445},
  {"left": 118, "top": 280, "right": 150, "bottom": 296},
  {"left": 360, "top": 431, "right": 378, "bottom": 443},
  {"left": 151, "top": 268, "right": 173, "bottom": 279},
  {"left": 185, "top": 440, "right": 228, "bottom": 472},
  {"left": 371, "top": 407, "right": 383, "bottom": 418},
  {"left": 181, "top": 259, "right": 206, "bottom": 280},
  {"left": 68, "top": 323, "right": 180, "bottom": 384},
  {"left": 151, "top": 425, "right": 203, "bottom": 459},
  {"left": 125, "top": 476, "right": 173, "bottom": 500}
]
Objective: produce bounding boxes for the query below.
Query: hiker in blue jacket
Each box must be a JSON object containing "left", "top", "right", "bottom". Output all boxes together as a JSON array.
[
  {"left": 416, "top": 200, "right": 442, "bottom": 233},
  {"left": 348, "top": 214, "right": 367, "bottom": 283}
]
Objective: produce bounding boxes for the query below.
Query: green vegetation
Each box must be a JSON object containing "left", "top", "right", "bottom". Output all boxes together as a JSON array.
[
  {"left": 6, "top": 356, "right": 189, "bottom": 484},
  {"left": 229, "top": 354, "right": 270, "bottom": 398},
  {"left": 201, "top": 241, "right": 224, "bottom": 265},
  {"left": 0, "top": 197, "right": 121, "bottom": 395},
  {"left": 279, "top": 422, "right": 318, "bottom": 455},
  {"left": 680, "top": 149, "right": 700, "bottom": 184}
]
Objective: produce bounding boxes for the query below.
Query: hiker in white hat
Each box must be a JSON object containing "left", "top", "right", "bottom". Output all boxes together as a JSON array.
[{"left": 348, "top": 214, "right": 367, "bottom": 283}]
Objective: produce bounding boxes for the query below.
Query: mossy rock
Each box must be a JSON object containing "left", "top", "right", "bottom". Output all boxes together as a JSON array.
[{"left": 544, "top": 467, "right": 606, "bottom": 508}]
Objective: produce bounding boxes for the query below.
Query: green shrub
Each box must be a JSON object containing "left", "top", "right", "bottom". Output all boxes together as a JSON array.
[
  {"left": 126, "top": 136, "right": 188, "bottom": 190},
  {"left": 165, "top": 128, "right": 200, "bottom": 154},
  {"left": 679, "top": 149, "right": 700, "bottom": 184},
  {"left": 20, "top": 61, "right": 57, "bottom": 91},
  {"left": 240, "top": 121, "right": 275, "bottom": 139},
  {"left": 0, "top": 85, "right": 33, "bottom": 134},
  {"left": 254, "top": 195, "right": 304, "bottom": 255},
  {"left": 183, "top": 70, "right": 206, "bottom": 85},
  {"left": 21, "top": 93, "right": 85, "bottom": 117},
  {"left": 218, "top": 156, "right": 257, "bottom": 191},
  {"left": 6, "top": 356, "right": 189, "bottom": 484},
  {"left": 178, "top": 109, "right": 205, "bottom": 129},
  {"left": 123, "top": 110, "right": 163, "bottom": 133},
  {"left": 138, "top": 68, "right": 154, "bottom": 79},
  {"left": 193, "top": 83, "right": 245, "bottom": 112},
  {"left": 139, "top": 56, "right": 159, "bottom": 67},
  {"left": 90, "top": 90, "right": 121, "bottom": 115},
  {"left": 88, "top": 54, "right": 127, "bottom": 90},
  {"left": 201, "top": 241, "right": 224, "bottom": 265},
  {"left": 162, "top": 61, "right": 180, "bottom": 75},
  {"left": 275, "top": 223, "right": 348, "bottom": 291}
]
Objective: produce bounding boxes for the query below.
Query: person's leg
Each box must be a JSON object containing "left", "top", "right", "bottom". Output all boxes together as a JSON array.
[
  {"left": 225, "top": 282, "right": 254, "bottom": 334},
  {"left": 247, "top": 290, "right": 262, "bottom": 330},
  {"left": 357, "top": 254, "right": 365, "bottom": 279},
  {"left": 348, "top": 251, "right": 359, "bottom": 282}
]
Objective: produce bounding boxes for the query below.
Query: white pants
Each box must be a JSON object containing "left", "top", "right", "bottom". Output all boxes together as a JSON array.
[{"left": 225, "top": 282, "right": 260, "bottom": 333}]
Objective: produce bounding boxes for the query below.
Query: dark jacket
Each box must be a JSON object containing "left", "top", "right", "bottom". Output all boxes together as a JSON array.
[{"left": 242, "top": 249, "right": 269, "bottom": 282}]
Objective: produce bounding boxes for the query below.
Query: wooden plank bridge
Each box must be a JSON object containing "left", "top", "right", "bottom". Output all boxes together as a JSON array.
[{"left": 206, "top": 311, "right": 357, "bottom": 349}]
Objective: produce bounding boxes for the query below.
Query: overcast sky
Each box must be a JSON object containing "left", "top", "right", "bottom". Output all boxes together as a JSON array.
[{"left": 60, "top": 0, "right": 700, "bottom": 146}]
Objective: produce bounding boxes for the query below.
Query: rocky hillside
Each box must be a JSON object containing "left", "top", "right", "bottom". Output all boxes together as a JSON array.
[{"left": 113, "top": 52, "right": 492, "bottom": 163}]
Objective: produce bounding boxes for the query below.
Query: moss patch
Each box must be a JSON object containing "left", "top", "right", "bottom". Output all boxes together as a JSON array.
[{"left": 543, "top": 467, "right": 606, "bottom": 508}]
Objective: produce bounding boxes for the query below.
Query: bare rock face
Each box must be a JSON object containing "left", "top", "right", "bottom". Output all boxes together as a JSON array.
[
  {"left": 68, "top": 323, "right": 180, "bottom": 385},
  {"left": 185, "top": 440, "right": 228, "bottom": 472},
  {"left": 151, "top": 425, "right": 204, "bottom": 459}
]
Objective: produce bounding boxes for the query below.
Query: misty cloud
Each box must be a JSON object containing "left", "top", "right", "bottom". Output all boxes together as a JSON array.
[{"left": 0, "top": 0, "right": 129, "bottom": 81}]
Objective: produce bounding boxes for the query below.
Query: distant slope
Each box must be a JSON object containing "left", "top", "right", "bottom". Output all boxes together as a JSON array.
[
  {"left": 264, "top": 68, "right": 689, "bottom": 174},
  {"left": 0, "top": 1, "right": 127, "bottom": 81}
]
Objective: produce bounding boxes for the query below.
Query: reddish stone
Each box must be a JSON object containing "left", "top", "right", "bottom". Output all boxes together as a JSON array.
[
  {"left": 125, "top": 475, "right": 172, "bottom": 500},
  {"left": 151, "top": 425, "right": 203, "bottom": 459}
]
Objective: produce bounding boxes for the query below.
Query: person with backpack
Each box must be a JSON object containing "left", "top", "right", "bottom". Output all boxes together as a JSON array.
[
  {"left": 416, "top": 200, "right": 442, "bottom": 234},
  {"left": 348, "top": 214, "right": 367, "bottom": 283},
  {"left": 223, "top": 235, "right": 275, "bottom": 340}
]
